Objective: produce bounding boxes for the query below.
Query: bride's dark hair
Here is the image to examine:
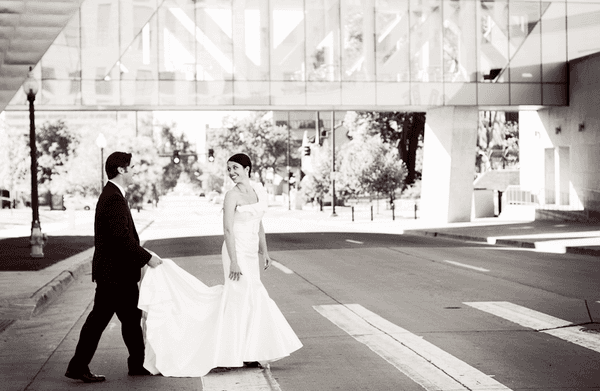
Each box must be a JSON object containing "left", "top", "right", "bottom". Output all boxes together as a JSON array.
[{"left": 227, "top": 153, "right": 252, "bottom": 176}]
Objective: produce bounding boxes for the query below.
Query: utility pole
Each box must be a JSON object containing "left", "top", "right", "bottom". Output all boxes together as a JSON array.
[{"left": 330, "top": 110, "right": 337, "bottom": 217}]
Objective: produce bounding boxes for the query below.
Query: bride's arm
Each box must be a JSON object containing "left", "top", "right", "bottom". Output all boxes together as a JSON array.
[
  {"left": 258, "top": 221, "right": 271, "bottom": 270},
  {"left": 223, "top": 191, "right": 242, "bottom": 281}
]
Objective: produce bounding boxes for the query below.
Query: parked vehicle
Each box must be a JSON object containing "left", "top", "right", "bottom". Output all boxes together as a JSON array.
[
  {"left": 63, "top": 195, "right": 93, "bottom": 210},
  {"left": 1, "top": 189, "right": 11, "bottom": 209}
]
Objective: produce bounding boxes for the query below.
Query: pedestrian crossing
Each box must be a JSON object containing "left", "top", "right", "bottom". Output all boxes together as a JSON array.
[{"left": 315, "top": 301, "right": 600, "bottom": 391}]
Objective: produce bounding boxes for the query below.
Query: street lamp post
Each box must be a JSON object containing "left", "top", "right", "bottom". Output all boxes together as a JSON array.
[
  {"left": 95, "top": 133, "right": 107, "bottom": 190},
  {"left": 330, "top": 111, "right": 337, "bottom": 217},
  {"left": 23, "top": 66, "right": 45, "bottom": 258}
]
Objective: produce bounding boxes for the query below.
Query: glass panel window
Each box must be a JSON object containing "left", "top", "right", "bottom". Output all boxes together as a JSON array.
[
  {"left": 509, "top": 1, "right": 541, "bottom": 83},
  {"left": 477, "top": 0, "right": 509, "bottom": 82},
  {"left": 409, "top": 0, "right": 443, "bottom": 82},
  {"left": 443, "top": 0, "right": 477, "bottom": 82},
  {"left": 566, "top": 2, "right": 600, "bottom": 60},
  {"left": 375, "top": 0, "right": 410, "bottom": 82},
  {"left": 158, "top": 1, "right": 196, "bottom": 81},
  {"left": 233, "top": 0, "right": 270, "bottom": 81},
  {"left": 271, "top": 0, "right": 305, "bottom": 81},
  {"left": 541, "top": 1, "right": 566, "bottom": 83},
  {"left": 42, "top": 12, "right": 81, "bottom": 81},
  {"left": 197, "top": 81, "right": 234, "bottom": 105},
  {"left": 120, "top": 0, "right": 158, "bottom": 51},
  {"left": 306, "top": 81, "right": 341, "bottom": 105},
  {"left": 195, "top": 0, "right": 234, "bottom": 82},
  {"left": 81, "top": 0, "right": 121, "bottom": 81},
  {"left": 341, "top": 0, "right": 376, "bottom": 81},
  {"left": 271, "top": 81, "right": 307, "bottom": 105},
  {"left": 376, "top": 82, "right": 410, "bottom": 105},
  {"left": 305, "top": 0, "right": 341, "bottom": 82}
]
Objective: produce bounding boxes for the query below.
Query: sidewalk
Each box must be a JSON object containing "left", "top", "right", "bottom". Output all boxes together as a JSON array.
[
  {"left": 0, "top": 208, "right": 156, "bottom": 322},
  {"left": 1, "top": 203, "right": 599, "bottom": 325}
]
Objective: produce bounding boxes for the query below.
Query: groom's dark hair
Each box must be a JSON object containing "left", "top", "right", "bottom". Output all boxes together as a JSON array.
[{"left": 105, "top": 152, "right": 132, "bottom": 180}]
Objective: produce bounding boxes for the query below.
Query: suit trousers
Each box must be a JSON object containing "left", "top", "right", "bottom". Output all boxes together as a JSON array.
[{"left": 67, "top": 282, "right": 145, "bottom": 373}]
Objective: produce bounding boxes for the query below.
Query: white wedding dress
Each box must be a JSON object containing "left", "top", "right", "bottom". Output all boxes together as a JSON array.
[{"left": 138, "top": 182, "right": 302, "bottom": 377}]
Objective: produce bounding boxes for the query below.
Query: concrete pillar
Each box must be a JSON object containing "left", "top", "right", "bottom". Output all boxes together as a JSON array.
[{"left": 420, "top": 106, "right": 478, "bottom": 223}]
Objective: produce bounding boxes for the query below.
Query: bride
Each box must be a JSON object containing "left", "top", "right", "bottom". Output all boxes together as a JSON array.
[{"left": 138, "top": 153, "right": 302, "bottom": 377}]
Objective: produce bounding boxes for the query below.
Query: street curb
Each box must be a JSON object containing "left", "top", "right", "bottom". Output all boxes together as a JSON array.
[
  {"left": 2, "top": 217, "right": 156, "bottom": 320},
  {"left": 405, "top": 229, "right": 600, "bottom": 257}
]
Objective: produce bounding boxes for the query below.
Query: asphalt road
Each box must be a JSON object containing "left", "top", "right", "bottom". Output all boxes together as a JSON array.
[
  {"left": 144, "top": 233, "right": 600, "bottom": 389},
  {"left": 11, "top": 196, "right": 600, "bottom": 391}
]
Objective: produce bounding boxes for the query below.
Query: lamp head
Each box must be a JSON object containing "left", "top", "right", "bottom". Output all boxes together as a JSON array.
[
  {"left": 95, "top": 133, "right": 107, "bottom": 149},
  {"left": 22, "top": 66, "right": 39, "bottom": 98}
]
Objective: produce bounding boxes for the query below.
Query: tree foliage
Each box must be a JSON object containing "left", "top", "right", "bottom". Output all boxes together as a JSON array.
[
  {"left": 344, "top": 111, "right": 425, "bottom": 184},
  {"left": 209, "top": 112, "right": 289, "bottom": 184},
  {"left": 0, "top": 118, "right": 29, "bottom": 193},
  {"left": 476, "top": 111, "right": 519, "bottom": 173},
  {"left": 300, "top": 144, "right": 335, "bottom": 203},
  {"left": 339, "top": 136, "right": 407, "bottom": 204},
  {"left": 35, "top": 120, "right": 79, "bottom": 192}
]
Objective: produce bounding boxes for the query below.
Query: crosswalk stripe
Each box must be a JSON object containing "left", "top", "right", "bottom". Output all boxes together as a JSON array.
[
  {"left": 271, "top": 260, "right": 294, "bottom": 274},
  {"left": 464, "top": 301, "right": 600, "bottom": 353},
  {"left": 202, "top": 366, "right": 282, "bottom": 391},
  {"left": 314, "top": 304, "right": 512, "bottom": 391}
]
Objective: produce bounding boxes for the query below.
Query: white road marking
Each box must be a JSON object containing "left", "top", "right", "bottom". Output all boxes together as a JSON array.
[
  {"left": 202, "top": 367, "right": 282, "bottom": 391},
  {"left": 444, "top": 260, "right": 490, "bottom": 272},
  {"left": 314, "top": 304, "right": 512, "bottom": 391},
  {"left": 271, "top": 260, "right": 294, "bottom": 274},
  {"left": 346, "top": 239, "right": 364, "bottom": 244},
  {"left": 464, "top": 301, "right": 600, "bottom": 353}
]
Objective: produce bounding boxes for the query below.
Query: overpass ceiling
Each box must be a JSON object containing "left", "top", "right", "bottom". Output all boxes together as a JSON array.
[{"left": 0, "top": 0, "right": 83, "bottom": 113}]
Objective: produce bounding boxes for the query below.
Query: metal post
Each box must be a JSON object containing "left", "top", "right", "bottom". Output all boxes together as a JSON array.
[
  {"left": 330, "top": 110, "right": 337, "bottom": 217},
  {"left": 370, "top": 205, "right": 373, "bottom": 221},
  {"left": 414, "top": 203, "right": 418, "bottom": 219},
  {"left": 392, "top": 203, "right": 395, "bottom": 221},
  {"left": 100, "top": 147, "right": 104, "bottom": 189},
  {"left": 287, "top": 111, "right": 291, "bottom": 211},
  {"left": 28, "top": 93, "right": 39, "bottom": 229},
  {"left": 352, "top": 206, "right": 354, "bottom": 222}
]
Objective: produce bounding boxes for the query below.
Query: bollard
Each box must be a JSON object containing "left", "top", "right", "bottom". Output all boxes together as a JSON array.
[
  {"left": 392, "top": 203, "right": 395, "bottom": 221},
  {"left": 414, "top": 203, "right": 418, "bottom": 219},
  {"left": 352, "top": 206, "right": 354, "bottom": 222},
  {"left": 370, "top": 205, "right": 373, "bottom": 221}
]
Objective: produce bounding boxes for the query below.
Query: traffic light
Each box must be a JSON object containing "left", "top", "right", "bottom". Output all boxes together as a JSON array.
[
  {"left": 303, "top": 145, "right": 311, "bottom": 156},
  {"left": 208, "top": 148, "right": 215, "bottom": 162},
  {"left": 172, "top": 150, "right": 180, "bottom": 164}
]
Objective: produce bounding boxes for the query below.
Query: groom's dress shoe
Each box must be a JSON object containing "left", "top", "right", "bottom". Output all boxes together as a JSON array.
[
  {"left": 65, "top": 370, "right": 106, "bottom": 383},
  {"left": 128, "top": 367, "right": 153, "bottom": 376}
]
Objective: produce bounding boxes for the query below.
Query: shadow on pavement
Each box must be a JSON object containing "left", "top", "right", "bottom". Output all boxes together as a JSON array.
[
  {"left": 0, "top": 236, "right": 94, "bottom": 271},
  {"left": 144, "top": 232, "right": 478, "bottom": 258}
]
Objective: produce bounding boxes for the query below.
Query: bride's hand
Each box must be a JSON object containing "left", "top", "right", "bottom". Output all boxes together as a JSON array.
[
  {"left": 263, "top": 254, "right": 272, "bottom": 270},
  {"left": 229, "top": 262, "right": 242, "bottom": 281}
]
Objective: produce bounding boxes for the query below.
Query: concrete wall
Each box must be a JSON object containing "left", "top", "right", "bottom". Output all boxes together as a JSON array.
[{"left": 520, "top": 52, "right": 600, "bottom": 212}]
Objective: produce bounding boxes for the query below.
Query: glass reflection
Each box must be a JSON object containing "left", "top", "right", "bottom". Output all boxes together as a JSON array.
[
  {"left": 14, "top": 0, "right": 574, "bottom": 109},
  {"left": 375, "top": 0, "right": 410, "bottom": 82}
]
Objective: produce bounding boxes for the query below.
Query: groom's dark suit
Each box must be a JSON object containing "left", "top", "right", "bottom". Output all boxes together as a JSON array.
[{"left": 67, "top": 181, "right": 152, "bottom": 376}]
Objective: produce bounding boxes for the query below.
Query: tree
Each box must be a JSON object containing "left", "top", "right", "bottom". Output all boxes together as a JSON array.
[
  {"left": 210, "top": 112, "right": 289, "bottom": 184},
  {"left": 300, "top": 144, "right": 333, "bottom": 204},
  {"left": 339, "top": 136, "right": 407, "bottom": 205},
  {"left": 0, "top": 118, "right": 29, "bottom": 198},
  {"left": 476, "top": 111, "right": 519, "bottom": 173},
  {"left": 344, "top": 111, "right": 425, "bottom": 184},
  {"left": 157, "top": 123, "right": 202, "bottom": 195},
  {"left": 36, "top": 120, "right": 79, "bottom": 196}
]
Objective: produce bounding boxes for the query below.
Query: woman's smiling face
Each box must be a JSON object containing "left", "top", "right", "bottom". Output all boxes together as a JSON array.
[{"left": 227, "top": 161, "right": 248, "bottom": 183}]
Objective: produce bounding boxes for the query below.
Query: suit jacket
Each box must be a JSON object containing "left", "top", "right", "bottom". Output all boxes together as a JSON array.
[{"left": 92, "top": 181, "right": 151, "bottom": 285}]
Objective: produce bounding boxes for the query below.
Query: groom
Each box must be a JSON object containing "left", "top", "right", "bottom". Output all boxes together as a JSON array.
[{"left": 65, "top": 151, "right": 162, "bottom": 383}]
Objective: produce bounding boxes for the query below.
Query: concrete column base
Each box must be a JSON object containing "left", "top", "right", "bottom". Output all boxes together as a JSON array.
[{"left": 420, "top": 106, "right": 478, "bottom": 223}]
